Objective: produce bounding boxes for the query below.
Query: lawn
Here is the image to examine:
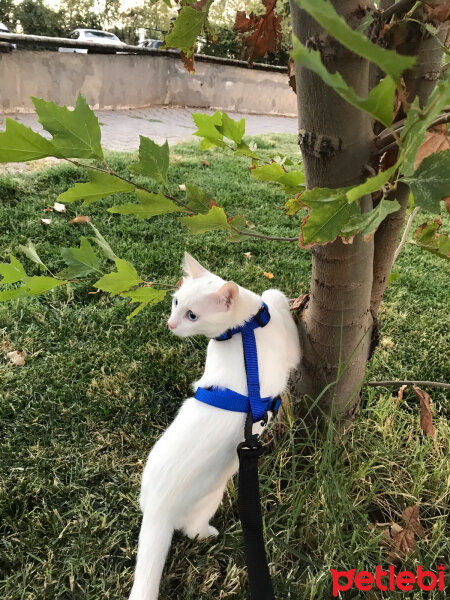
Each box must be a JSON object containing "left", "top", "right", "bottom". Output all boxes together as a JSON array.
[{"left": 0, "top": 134, "right": 449, "bottom": 599}]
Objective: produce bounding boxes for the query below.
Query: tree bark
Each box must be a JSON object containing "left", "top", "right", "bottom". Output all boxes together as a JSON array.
[{"left": 289, "top": 0, "right": 375, "bottom": 420}]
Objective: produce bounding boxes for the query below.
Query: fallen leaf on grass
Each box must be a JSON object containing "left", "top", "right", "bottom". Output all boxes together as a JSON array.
[
  {"left": 403, "top": 505, "right": 425, "bottom": 539},
  {"left": 178, "top": 184, "right": 186, "bottom": 191},
  {"left": 43, "top": 207, "right": 53, "bottom": 213},
  {"left": 382, "top": 505, "right": 425, "bottom": 562},
  {"left": 384, "top": 525, "right": 415, "bottom": 563},
  {"left": 263, "top": 272, "right": 274, "bottom": 279},
  {"left": 6, "top": 350, "right": 25, "bottom": 366},
  {"left": 445, "top": 197, "right": 450, "bottom": 214},
  {"left": 69, "top": 215, "right": 91, "bottom": 224},
  {"left": 202, "top": 160, "right": 210, "bottom": 167},
  {"left": 244, "top": 252, "right": 252, "bottom": 259},
  {"left": 290, "top": 293, "right": 309, "bottom": 312},
  {"left": 53, "top": 202, "right": 66, "bottom": 213},
  {"left": 413, "top": 385, "right": 436, "bottom": 438},
  {"left": 40, "top": 218, "right": 51, "bottom": 225},
  {"left": 396, "top": 384, "right": 407, "bottom": 403}
]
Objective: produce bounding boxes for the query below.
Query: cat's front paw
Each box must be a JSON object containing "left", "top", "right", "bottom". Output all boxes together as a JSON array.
[{"left": 200, "top": 525, "right": 219, "bottom": 539}]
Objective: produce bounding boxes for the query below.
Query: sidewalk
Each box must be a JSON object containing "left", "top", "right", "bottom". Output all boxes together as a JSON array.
[{"left": 0, "top": 106, "right": 298, "bottom": 152}]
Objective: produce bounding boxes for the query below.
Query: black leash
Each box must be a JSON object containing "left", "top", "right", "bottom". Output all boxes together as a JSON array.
[{"left": 237, "top": 410, "right": 276, "bottom": 600}]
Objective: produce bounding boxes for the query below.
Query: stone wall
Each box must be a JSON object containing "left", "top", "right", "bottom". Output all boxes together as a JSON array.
[{"left": 0, "top": 51, "right": 296, "bottom": 115}]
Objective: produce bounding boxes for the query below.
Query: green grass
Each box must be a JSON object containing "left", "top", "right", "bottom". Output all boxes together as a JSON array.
[{"left": 0, "top": 135, "right": 449, "bottom": 599}]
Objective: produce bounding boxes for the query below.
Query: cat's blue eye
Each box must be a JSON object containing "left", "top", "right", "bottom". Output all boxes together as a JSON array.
[{"left": 186, "top": 310, "right": 198, "bottom": 321}]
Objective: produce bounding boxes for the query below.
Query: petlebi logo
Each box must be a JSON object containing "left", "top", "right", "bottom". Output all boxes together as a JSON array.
[{"left": 330, "top": 564, "right": 446, "bottom": 596}]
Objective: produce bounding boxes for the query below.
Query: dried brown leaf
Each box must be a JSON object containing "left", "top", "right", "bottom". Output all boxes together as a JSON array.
[
  {"left": 413, "top": 385, "right": 436, "bottom": 437},
  {"left": 427, "top": 2, "right": 450, "bottom": 22},
  {"left": 397, "top": 384, "right": 407, "bottom": 403},
  {"left": 202, "top": 160, "right": 210, "bottom": 167},
  {"left": 69, "top": 215, "right": 91, "bottom": 224},
  {"left": 243, "top": 252, "right": 252, "bottom": 259},
  {"left": 403, "top": 505, "right": 425, "bottom": 539},
  {"left": 444, "top": 196, "right": 450, "bottom": 214},
  {"left": 233, "top": 0, "right": 282, "bottom": 66},
  {"left": 415, "top": 130, "right": 450, "bottom": 169},
  {"left": 40, "top": 218, "right": 51, "bottom": 225},
  {"left": 386, "top": 526, "right": 415, "bottom": 562},
  {"left": 6, "top": 350, "right": 25, "bottom": 366},
  {"left": 290, "top": 293, "right": 309, "bottom": 312},
  {"left": 180, "top": 51, "right": 195, "bottom": 74},
  {"left": 43, "top": 207, "right": 53, "bottom": 213},
  {"left": 263, "top": 271, "right": 274, "bottom": 279}
]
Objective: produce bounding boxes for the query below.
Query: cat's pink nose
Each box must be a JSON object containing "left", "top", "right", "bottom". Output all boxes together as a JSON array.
[{"left": 168, "top": 321, "right": 176, "bottom": 330}]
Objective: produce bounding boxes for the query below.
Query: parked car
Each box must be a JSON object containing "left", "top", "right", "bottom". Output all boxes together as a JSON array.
[
  {"left": 58, "top": 29, "right": 125, "bottom": 53},
  {"left": 0, "top": 22, "right": 16, "bottom": 50},
  {"left": 138, "top": 39, "right": 163, "bottom": 49}
]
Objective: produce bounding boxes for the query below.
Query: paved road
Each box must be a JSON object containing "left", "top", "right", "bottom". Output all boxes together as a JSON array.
[{"left": 0, "top": 106, "right": 298, "bottom": 152}]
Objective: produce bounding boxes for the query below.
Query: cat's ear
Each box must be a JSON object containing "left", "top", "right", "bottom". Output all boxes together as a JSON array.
[
  {"left": 209, "top": 281, "right": 239, "bottom": 311},
  {"left": 183, "top": 252, "right": 208, "bottom": 279}
]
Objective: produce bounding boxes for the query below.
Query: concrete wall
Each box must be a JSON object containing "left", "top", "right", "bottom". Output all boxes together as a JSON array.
[{"left": 0, "top": 51, "right": 296, "bottom": 116}]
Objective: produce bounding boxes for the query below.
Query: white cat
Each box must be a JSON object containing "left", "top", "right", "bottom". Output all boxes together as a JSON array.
[{"left": 128, "top": 253, "right": 300, "bottom": 600}]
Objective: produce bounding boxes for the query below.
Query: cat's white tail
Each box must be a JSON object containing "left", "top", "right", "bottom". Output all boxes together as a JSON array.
[{"left": 128, "top": 512, "right": 173, "bottom": 600}]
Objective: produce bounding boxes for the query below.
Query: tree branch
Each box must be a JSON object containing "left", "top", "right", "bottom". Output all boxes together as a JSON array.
[
  {"left": 393, "top": 206, "right": 420, "bottom": 262},
  {"left": 366, "top": 380, "right": 450, "bottom": 390},
  {"left": 380, "top": 0, "right": 417, "bottom": 22},
  {"left": 231, "top": 227, "right": 298, "bottom": 242}
]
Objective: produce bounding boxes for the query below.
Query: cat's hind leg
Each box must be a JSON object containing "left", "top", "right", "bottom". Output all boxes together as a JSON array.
[{"left": 180, "top": 484, "right": 225, "bottom": 540}]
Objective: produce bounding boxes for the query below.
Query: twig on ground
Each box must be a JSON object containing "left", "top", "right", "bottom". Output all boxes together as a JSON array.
[{"left": 366, "top": 380, "right": 450, "bottom": 390}]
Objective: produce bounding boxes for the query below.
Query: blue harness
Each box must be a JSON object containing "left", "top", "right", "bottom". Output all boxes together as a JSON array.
[{"left": 194, "top": 303, "right": 281, "bottom": 423}]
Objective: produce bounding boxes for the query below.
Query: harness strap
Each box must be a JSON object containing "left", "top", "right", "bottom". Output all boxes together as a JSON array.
[{"left": 195, "top": 301, "right": 277, "bottom": 600}]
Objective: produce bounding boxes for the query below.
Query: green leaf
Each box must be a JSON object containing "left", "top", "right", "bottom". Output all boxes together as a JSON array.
[
  {"left": 94, "top": 257, "right": 142, "bottom": 296},
  {"left": 165, "top": 4, "right": 210, "bottom": 54},
  {"left": 401, "top": 78, "right": 450, "bottom": 177},
  {"left": 216, "top": 112, "right": 245, "bottom": 144},
  {"left": 32, "top": 94, "right": 103, "bottom": 160},
  {"left": 0, "top": 119, "right": 57, "bottom": 162},
  {"left": 234, "top": 141, "right": 260, "bottom": 159},
  {"left": 228, "top": 214, "right": 253, "bottom": 242},
  {"left": 278, "top": 171, "right": 306, "bottom": 194},
  {"left": 58, "top": 170, "right": 134, "bottom": 206},
  {"left": 59, "top": 237, "right": 101, "bottom": 278},
  {"left": 0, "top": 286, "right": 27, "bottom": 302},
  {"left": 120, "top": 286, "right": 167, "bottom": 319},
  {"left": 295, "top": 0, "right": 415, "bottom": 82},
  {"left": 185, "top": 183, "right": 211, "bottom": 214},
  {"left": 292, "top": 39, "right": 396, "bottom": 126},
  {"left": 108, "top": 190, "right": 183, "bottom": 219},
  {"left": 342, "top": 199, "right": 401, "bottom": 239},
  {"left": 179, "top": 206, "right": 230, "bottom": 235},
  {"left": 285, "top": 196, "right": 304, "bottom": 216},
  {"left": 192, "top": 111, "right": 226, "bottom": 149},
  {"left": 251, "top": 163, "right": 286, "bottom": 182},
  {"left": 299, "top": 187, "right": 358, "bottom": 247},
  {"left": 414, "top": 219, "right": 450, "bottom": 260},
  {"left": 89, "top": 223, "right": 116, "bottom": 260},
  {"left": 130, "top": 137, "right": 170, "bottom": 187},
  {"left": 25, "top": 276, "right": 65, "bottom": 296},
  {"left": 0, "top": 256, "right": 27, "bottom": 284},
  {"left": 18, "top": 241, "right": 46, "bottom": 268},
  {"left": 346, "top": 163, "right": 399, "bottom": 204},
  {"left": 404, "top": 150, "right": 450, "bottom": 214}
]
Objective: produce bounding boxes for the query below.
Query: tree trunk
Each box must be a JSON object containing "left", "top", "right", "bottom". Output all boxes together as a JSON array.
[
  {"left": 371, "top": 16, "right": 448, "bottom": 314},
  {"left": 289, "top": 0, "right": 375, "bottom": 420}
]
